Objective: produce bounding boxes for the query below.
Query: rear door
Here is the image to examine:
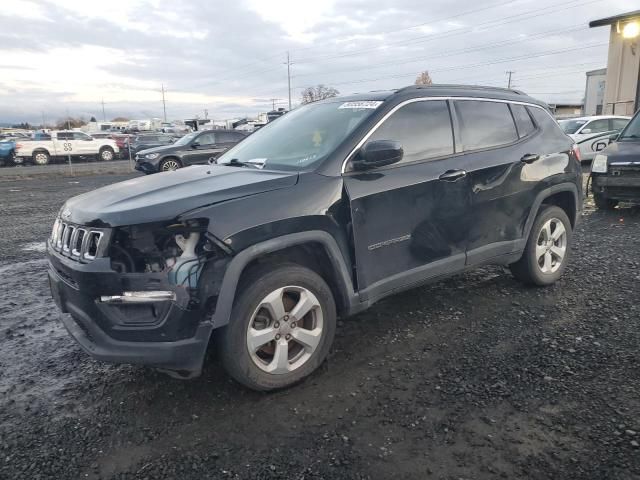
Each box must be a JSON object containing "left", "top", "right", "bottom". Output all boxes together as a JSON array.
[
  {"left": 457, "top": 100, "right": 564, "bottom": 264},
  {"left": 344, "top": 99, "right": 471, "bottom": 298},
  {"left": 54, "top": 132, "right": 76, "bottom": 156}
]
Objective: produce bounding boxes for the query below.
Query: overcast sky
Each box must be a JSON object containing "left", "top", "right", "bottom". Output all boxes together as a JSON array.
[{"left": 0, "top": 0, "right": 631, "bottom": 124}]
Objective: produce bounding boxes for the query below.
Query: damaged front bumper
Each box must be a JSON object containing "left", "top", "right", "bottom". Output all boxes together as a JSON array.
[
  {"left": 47, "top": 242, "right": 213, "bottom": 377},
  {"left": 592, "top": 168, "right": 640, "bottom": 202}
]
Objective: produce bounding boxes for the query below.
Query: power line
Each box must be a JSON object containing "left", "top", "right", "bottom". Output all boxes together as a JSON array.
[
  {"left": 293, "top": 0, "right": 602, "bottom": 64},
  {"left": 291, "top": 43, "right": 607, "bottom": 92},
  {"left": 291, "top": 24, "right": 588, "bottom": 80}
]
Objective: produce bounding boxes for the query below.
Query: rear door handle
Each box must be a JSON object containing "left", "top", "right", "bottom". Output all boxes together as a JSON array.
[
  {"left": 520, "top": 153, "right": 540, "bottom": 164},
  {"left": 439, "top": 169, "right": 467, "bottom": 182}
]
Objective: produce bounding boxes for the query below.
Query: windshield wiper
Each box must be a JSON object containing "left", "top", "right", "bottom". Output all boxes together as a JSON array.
[{"left": 223, "top": 158, "right": 261, "bottom": 169}]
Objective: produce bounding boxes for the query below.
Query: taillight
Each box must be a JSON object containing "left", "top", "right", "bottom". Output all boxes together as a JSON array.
[
  {"left": 572, "top": 144, "right": 581, "bottom": 162},
  {"left": 15, "top": 143, "right": 23, "bottom": 150}
]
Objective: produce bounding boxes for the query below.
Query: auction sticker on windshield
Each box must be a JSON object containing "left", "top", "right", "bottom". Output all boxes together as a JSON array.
[{"left": 339, "top": 101, "right": 383, "bottom": 109}]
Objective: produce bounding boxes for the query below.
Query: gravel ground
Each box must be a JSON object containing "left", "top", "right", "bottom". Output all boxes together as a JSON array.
[{"left": 0, "top": 172, "right": 639, "bottom": 480}]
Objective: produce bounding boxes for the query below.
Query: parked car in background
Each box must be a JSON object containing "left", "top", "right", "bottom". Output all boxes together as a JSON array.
[
  {"left": 0, "top": 139, "right": 16, "bottom": 166},
  {"left": 14, "top": 130, "right": 119, "bottom": 165},
  {"left": 111, "top": 133, "right": 132, "bottom": 158},
  {"left": 590, "top": 110, "right": 640, "bottom": 209},
  {"left": 48, "top": 86, "right": 581, "bottom": 390},
  {"left": 135, "top": 129, "right": 246, "bottom": 173},
  {"left": 129, "top": 133, "right": 179, "bottom": 155},
  {"left": 559, "top": 115, "right": 631, "bottom": 161}
]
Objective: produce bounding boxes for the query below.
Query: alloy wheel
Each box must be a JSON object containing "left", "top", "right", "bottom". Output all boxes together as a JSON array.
[
  {"left": 161, "top": 160, "right": 180, "bottom": 171},
  {"left": 34, "top": 153, "right": 48, "bottom": 165},
  {"left": 246, "top": 286, "right": 323, "bottom": 374},
  {"left": 536, "top": 217, "right": 567, "bottom": 274},
  {"left": 101, "top": 150, "right": 113, "bottom": 161}
]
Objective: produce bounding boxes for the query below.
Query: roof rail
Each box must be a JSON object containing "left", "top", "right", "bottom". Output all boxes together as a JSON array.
[{"left": 397, "top": 84, "right": 526, "bottom": 95}]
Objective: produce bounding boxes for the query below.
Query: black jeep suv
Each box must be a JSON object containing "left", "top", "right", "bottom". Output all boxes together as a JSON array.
[
  {"left": 135, "top": 129, "right": 246, "bottom": 174},
  {"left": 47, "top": 85, "right": 582, "bottom": 391},
  {"left": 590, "top": 108, "right": 640, "bottom": 209}
]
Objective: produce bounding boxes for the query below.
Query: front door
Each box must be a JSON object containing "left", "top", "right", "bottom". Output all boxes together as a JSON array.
[
  {"left": 182, "top": 131, "right": 225, "bottom": 166},
  {"left": 343, "top": 100, "right": 471, "bottom": 299}
]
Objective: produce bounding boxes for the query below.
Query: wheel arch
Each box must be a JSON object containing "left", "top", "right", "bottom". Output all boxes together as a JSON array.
[
  {"left": 523, "top": 183, "right": 580, "bottom": 239},
  {"left": 210, "top": 231, "right": 357, "bottom": 331}
]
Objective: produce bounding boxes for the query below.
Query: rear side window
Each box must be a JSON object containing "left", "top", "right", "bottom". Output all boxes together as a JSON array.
[
  {"left": 529, "top": 107, "right": 566, "bottom": 137},
  {"left": 611, "top": 118, "right": 629, "bottom": 130},
  {"left": 368, "top": 100, "right": 454, "bottom": 164},
  {"left": 511, "top": 104, "right": 536, "bottom": 138},
  {"left": 215, "top": 131, "right": 240, "bottom": 143},
  {"left": 454, "top": 100, "right": 518, "bottom": 151}
]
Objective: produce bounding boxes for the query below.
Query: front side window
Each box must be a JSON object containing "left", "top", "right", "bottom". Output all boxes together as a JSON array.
[
  {"left": 217, "top": 100, "right": 378, "bottom": 171},
  {"left": 367, "top": 100, "right": 453, "bottom": 164},
  {"left": 583, "top": 119, "right": 609, "bottom": 134},
  {"left": 454, "top": 100, "right": 518, "bottom": 151},
  {"left": 612, "top": 118, "right": 630, "bottom": 130},
  {"left": 559, "top": 119, "right": 587, "bottom": 134},
  {"left": 511, "top": 104, "right": 536, "bottom": 138},
  {"left": 72, "top": 132, "right": 91, "bottom": 141},
  {"left": 197, "top": 132, "right": 216, "bottom": 146}
]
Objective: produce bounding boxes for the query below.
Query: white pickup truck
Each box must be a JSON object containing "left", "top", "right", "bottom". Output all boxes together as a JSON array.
[{"left": 15, "top": 130, "right": 119, "bottom": 165}]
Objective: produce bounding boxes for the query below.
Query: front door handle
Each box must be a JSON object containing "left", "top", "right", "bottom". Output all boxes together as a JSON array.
[
  {"left": 439, "top": 169, "right": 467, "bottom": 182},
  {"left": 520, "top": 153, "right": 540, "bottom": 164}
]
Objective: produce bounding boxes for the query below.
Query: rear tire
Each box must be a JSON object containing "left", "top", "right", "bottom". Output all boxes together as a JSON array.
[
  {"left": 510, "top": 205, "right": 572, "bottom": 286},
  {"left": 98, "top": 146, "right": 114, "bottom": 162},
  {"left": 32, "top": 151, "right": 50, "bottom": 165},
  {"left": 219, "top": 263, "right": 336, "bottom": 391},
  {"left": 593, "top": 193, "right": 618, "bottom": 210}
]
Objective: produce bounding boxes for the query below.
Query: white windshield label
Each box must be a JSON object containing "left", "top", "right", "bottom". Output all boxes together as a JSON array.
[{"left": 339, "top": 101, "right": 383, "bottom": 110}]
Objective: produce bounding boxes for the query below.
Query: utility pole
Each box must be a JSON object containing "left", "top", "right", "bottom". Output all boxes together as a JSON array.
[
  {"left": 204, "top": 109, "right": 208, "bottom": 119},
  {"left": 101, "top": 98, "right": 106, "bottom": 121},
  {"left": 284, "top": 52, "right": 292, "bottom": 111},
  {"left": 269, "top": 98, "right": 280, "bottom": 110},
  {"left": 161, "top": 84, "right": 167, "bottom": 121},
  {"left": 506, "top": 71, "right": 515, "bottom": 89}
]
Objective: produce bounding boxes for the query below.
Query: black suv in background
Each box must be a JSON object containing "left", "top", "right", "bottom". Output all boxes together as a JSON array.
[
  {"left": 591, "top": 109, "right": 640, "bottom": 209},
  {"left": 135, "top": 129, "right": 247, "bottom": 173},
  {"left": 47, "top": 85, "right": 582, "bottom": 390}
]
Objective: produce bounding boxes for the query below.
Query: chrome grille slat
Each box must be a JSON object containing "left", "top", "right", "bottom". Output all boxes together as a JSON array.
[{"left": 50, "top": 220, "right": 105, "bottom": 262}]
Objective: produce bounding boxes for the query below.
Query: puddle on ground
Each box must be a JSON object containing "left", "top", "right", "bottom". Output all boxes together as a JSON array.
[{"left": 21, "top": 242, "right": 46, "bottom": 253}]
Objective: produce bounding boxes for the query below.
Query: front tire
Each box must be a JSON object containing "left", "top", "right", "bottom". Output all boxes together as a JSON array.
[
  {"left": 219, "top": 263, "right": 337, "bottom": 391},
  {"left": 593, "top": 193, "right": 618, "bottom": 210},
  {"left": 98, "top": 146, "right": 114, "bottom": 162},
  {"left": 159, "top": 158, "right": 181, "bottom": 172},
  {"left": 32, "top": 150, "right": 50, "bottom": 165},
  {"left": 510, "top": 205, "right": 572, "bottom": 286}
]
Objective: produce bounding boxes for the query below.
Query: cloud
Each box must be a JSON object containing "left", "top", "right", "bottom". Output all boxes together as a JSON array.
[{"left": 0, "top": 0, "right": 632, "bottom": 123}]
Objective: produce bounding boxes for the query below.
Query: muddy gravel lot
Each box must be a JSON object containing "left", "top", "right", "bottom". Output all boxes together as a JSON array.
[{"left": 1, "top": 172, "right": 639, "bottom": 480}]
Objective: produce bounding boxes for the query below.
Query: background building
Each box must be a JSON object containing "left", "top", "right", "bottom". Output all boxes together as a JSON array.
[
  {"left": 583, "top": 68, "right": 607, "bottom": 115},
  {"left": 590, "top": 10, "right": 640, "bottom": 115}
]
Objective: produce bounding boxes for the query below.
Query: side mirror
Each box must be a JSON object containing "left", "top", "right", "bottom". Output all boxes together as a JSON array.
[
  {"left": 352, "top": 140, "right": 403, "bottom": 171},
  {"left": 595, "top": 142, "right": 607, "bottom": 152},
  {"left": 581, "top": 128, "right": 592, "bottom": 134}
]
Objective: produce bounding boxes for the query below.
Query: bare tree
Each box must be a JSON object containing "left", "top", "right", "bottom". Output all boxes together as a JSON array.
[
  {"left": 55, "top": 117, "right": 87, "bottom": 129},
  {"left": 300, "top": 85, "right": 340, "bottom": 105},
  {"left": 414, "top": 71, "right": 433, "bottom": 86}
]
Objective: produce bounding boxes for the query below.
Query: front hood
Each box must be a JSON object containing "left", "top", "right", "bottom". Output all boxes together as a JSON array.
[
  {"left": 136, "top": 144, "right": 172, "bottom": 155},
  {"left": 63, "top": 165, "right": 298, "bottom": 227},
  {"left": 602, "top": 141, "right": 640, "bottom": 164}
]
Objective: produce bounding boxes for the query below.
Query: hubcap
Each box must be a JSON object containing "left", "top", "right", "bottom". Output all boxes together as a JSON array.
[
  {"left": 101, "top": 150, "right": 113, "bottom": 161},
  {"left": 247, "top": 286, "right": 323, "bottom": 374},
  {"left": 35, "top": 153, "right": 47, "bottom": 165},
  {"left": 162, "top": 160, "right": 179, "bottom": 171},
  {"left": 536, "top": 218, "right": 567, "bottom": 274}
]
